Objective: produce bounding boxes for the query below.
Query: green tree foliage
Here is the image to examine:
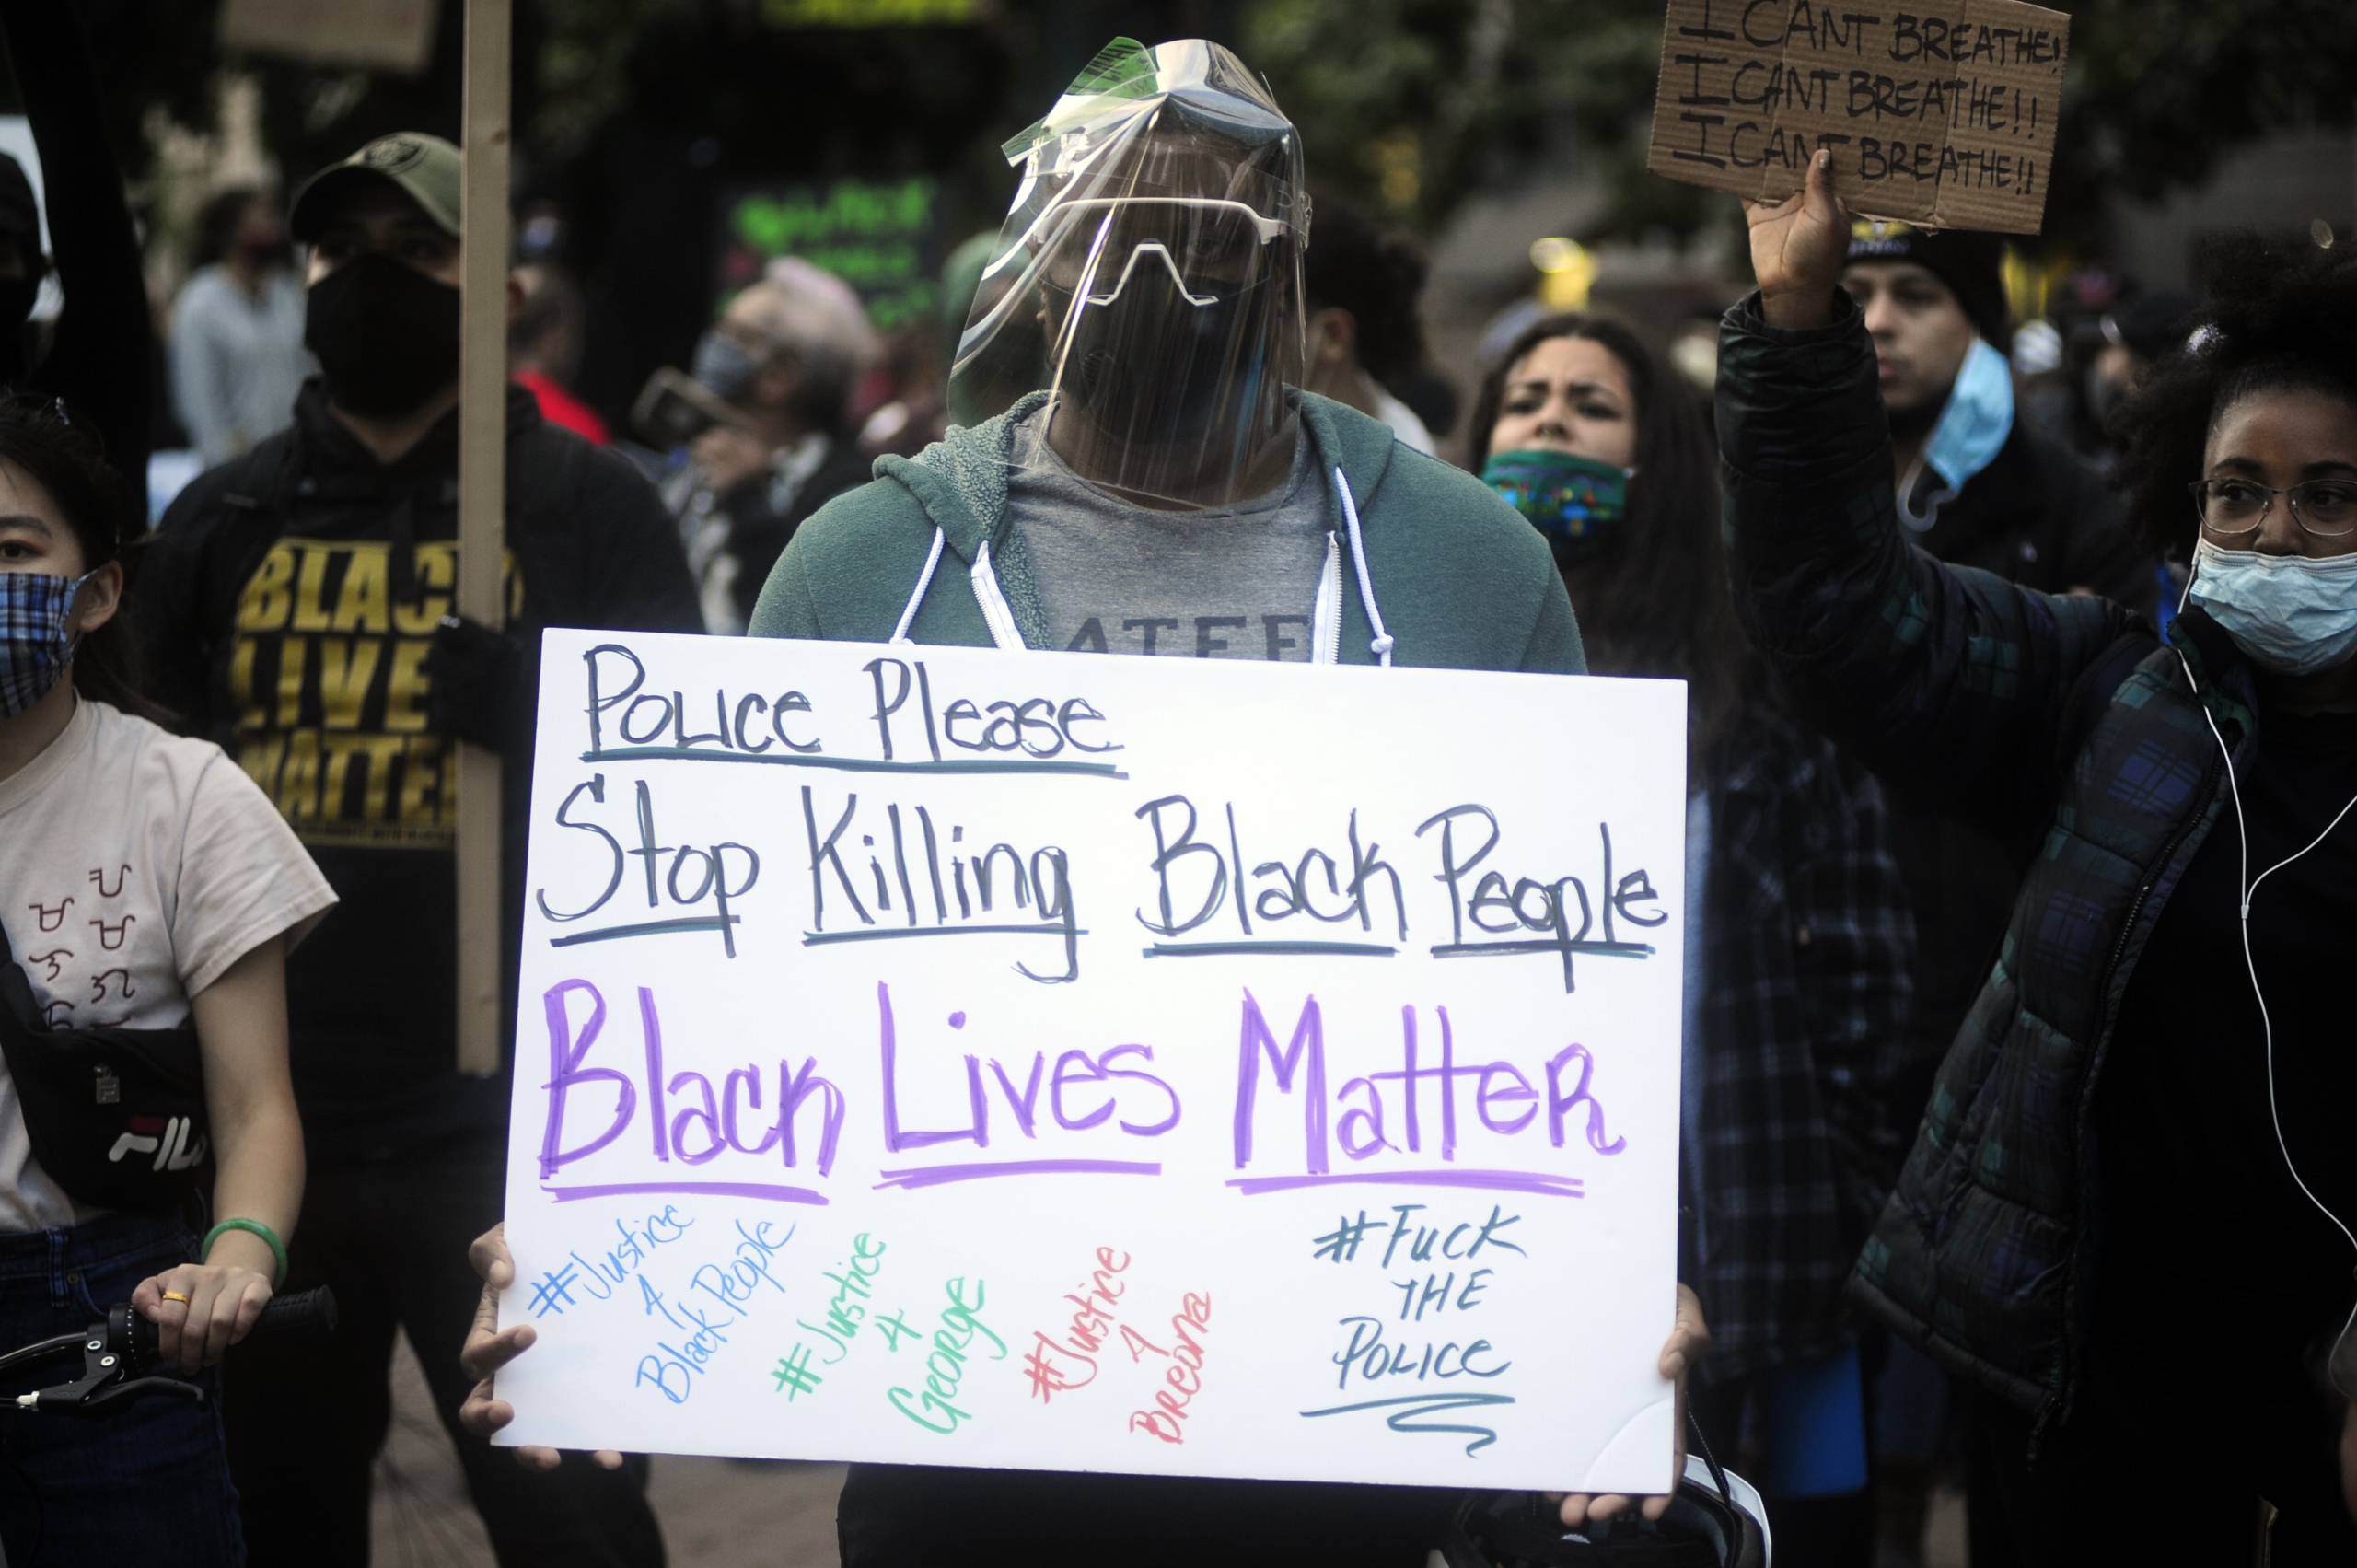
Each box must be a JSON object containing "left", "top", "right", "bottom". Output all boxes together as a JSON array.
[
  {"left": 1247, "top": 0, "right": 1674, "bottom": 231},
  {"left": 1246, "top": 0, "right": 2357, "bottom": 250},
  {"left": 29, "top": 0, "right": 2355, "bottom": 258}
]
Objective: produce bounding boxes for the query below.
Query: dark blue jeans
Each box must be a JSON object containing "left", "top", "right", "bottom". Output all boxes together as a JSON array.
[
  {"left": 0, "top": 1210, "right": 244, "bottom": 1566},
  {"left": 220, "top": 1129, "right": 663, "bottom": 1568}
]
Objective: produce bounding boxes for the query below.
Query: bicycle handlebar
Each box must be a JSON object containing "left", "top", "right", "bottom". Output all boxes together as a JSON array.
[
  {"left": 129, "top": 1285, "right": 340, "bottom": 1359},
  {"left": 6, "top": 1286, "right": 340, "bottom": 1420}
]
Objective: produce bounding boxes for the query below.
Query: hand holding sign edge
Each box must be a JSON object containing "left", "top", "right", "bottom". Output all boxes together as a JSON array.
[
  {"left": 1747, "top": 150, "right": 1849, "bottom": 332},
  {"left": 459, "top": 1221, "right": 628, "bottom": 1471},
  {"left": 1549, "top": 1283, "right": 1709, "bottom": 1527}
]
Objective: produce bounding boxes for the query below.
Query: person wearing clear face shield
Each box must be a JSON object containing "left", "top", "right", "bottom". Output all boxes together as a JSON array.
[
  {"left": 729, "top": 35, "right": 1589, "bottom": 675},
  {"left": 460, "top": 37, "right": 1711, "bottom": 1568},
  {"left": 1723, "top": 153, "right": 2357, "bottom": 1562}
]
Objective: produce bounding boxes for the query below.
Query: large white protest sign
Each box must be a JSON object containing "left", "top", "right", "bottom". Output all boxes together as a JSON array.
[{"left": 495, "top": 629, "right": 1687, "bottom": 1495}]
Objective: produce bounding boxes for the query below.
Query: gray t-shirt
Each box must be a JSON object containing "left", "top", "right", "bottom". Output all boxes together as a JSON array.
[{"left": 1006, "top": 412, "right": 1327, "bottom": 660}]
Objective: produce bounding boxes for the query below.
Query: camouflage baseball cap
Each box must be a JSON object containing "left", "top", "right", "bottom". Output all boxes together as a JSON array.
[{"left": 289, "top": 132, "right": 463, "bottom": 243}]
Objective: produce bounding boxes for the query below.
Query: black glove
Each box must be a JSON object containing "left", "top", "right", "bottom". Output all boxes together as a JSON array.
[{"left": 424, "top": 615, "right": 535, "bottom": 756}]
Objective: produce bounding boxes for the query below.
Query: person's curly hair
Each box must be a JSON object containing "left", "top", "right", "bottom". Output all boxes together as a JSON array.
[{"left": 2114, "top": 232, "right": 2357, "bottom": 558}]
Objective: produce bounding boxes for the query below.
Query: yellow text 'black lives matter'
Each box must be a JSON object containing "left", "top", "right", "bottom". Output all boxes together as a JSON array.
[{"left": 230, "top": 538, "right": 523, "bottom": 849}]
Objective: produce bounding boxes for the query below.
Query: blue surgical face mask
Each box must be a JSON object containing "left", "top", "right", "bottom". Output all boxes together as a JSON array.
[
  {"left": 2185, "top": 538, "right": 2357, "bottom": 677},
  {"left": 1920, "top": 336, "right": 2014, "bottom": 494},
  {"left": 1481, "top": 449, "right": 1636, "bottom": 566},
  {"left": 0, "top": 570, "right": 91, "bottom": 717}
]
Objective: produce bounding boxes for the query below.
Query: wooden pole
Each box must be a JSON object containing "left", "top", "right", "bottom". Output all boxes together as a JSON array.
[{"left": 455, "top": 0, "right": 512, "bottom": 1076}]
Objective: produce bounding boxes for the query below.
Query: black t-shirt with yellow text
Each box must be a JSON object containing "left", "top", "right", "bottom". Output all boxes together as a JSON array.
[
  {"left": 141, "top": 383, "right": 703, "bottom": 1157},
  {"left": 228, "top": 533, "right": 521, "bottom": 846}
]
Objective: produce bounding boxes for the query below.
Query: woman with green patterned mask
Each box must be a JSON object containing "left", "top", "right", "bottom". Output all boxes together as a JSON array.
[
  {"left": 1480, "top": 331, "right": 1639, "bottom": 565},
  {"left": 1471, "top": 315, "right": 1732, "bottom": 697},
  {"left": 1472, "top": 311, "right": 1918, "bottom": 1568}
]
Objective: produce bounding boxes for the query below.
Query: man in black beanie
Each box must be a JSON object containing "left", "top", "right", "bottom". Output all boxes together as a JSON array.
[{"left": 1840, "top": 218, "right": 2150, "bottom": 603}]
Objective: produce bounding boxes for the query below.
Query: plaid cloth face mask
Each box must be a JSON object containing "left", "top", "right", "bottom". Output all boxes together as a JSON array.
[{"left": 0, "top": 571, "right": 92, "bottom": 717}]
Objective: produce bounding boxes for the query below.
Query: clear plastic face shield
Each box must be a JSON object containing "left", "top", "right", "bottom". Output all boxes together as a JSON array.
[{"left": 950, "top": 39, "right": 1310, "bottom": 509}]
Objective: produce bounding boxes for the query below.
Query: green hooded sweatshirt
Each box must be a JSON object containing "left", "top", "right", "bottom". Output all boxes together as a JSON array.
[{"left": 749, "top": 389, "right": 1585, "bottom": 675}]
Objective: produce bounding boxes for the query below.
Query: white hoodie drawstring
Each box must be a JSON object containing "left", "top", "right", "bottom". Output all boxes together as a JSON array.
[
  {"left": 969, "top": 538, "right": 1027, "bottom": 651},
  {"left": 892, "top": 469, "right": 1395, "bottom": 667},
  {"left": 1332, "top": 467, "right": 1395, "bottom": 666},
  {"left": 889, "top": 527, "right": 947, "bottom": 644},
  {"left": 889, "top": 526, "right": 1021, "bottom": 652}
]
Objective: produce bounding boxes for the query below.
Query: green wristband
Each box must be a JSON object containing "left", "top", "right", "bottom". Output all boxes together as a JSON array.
[{"left": 203, "top": 1218, "right": 288, "bottom": 1290}]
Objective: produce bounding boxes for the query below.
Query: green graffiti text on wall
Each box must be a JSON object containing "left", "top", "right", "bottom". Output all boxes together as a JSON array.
[{"left": 724, "top": 178, "right": 942, "bottom": 333}]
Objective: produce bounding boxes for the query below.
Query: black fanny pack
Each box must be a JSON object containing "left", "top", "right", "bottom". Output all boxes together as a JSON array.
[{"left": 0, "top": 921, "right": 210, "bottom": 1213}]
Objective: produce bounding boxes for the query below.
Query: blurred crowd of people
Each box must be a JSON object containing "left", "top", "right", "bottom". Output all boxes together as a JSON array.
[{"left": 3, "top": 13, "right": 2354, "bottom": 1568}]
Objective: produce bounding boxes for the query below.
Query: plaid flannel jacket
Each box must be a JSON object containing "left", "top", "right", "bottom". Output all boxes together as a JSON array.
[
  {"left": 1688, "top": 710, "right": 1916, "bottom": 1385},
  {"left": 1716, "top": 291, "right": 2249, "bottom": 1424}
]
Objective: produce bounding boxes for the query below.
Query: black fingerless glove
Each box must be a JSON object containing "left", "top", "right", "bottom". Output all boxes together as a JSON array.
[{"left": 424, "top": 615, "right": 537, "bottom": 756}]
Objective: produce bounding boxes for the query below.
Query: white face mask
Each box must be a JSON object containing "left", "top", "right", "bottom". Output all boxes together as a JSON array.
[{"left": 2185, "top": 538, "right": 2357, "bottom": 677}]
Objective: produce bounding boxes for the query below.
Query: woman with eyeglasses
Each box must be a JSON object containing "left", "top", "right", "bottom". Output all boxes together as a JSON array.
[{"left": 1724, "top": 153, "right": 2357, "bottom": 1564}]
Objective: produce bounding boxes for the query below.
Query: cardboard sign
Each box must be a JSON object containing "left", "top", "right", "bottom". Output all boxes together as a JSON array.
[
  {"left": 1645, "top": 0, "right": 2071, "bottom": 234},
  {"left": 717, "top": 178, "right": 941, "bottom": 334},
  {"left": 495, "top": 630, "right": 1687, "bottom": 1495},
  {"left": 221, "top": 0, "right": 438, "bottom": 75}
]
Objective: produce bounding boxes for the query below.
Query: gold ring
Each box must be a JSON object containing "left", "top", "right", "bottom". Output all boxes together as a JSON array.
[{"left": 161, "top": 1289, "right": 192, "bottom": 1305}]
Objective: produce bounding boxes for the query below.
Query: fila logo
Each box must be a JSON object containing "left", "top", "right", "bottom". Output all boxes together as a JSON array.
[{"left": 107, "top": 1115, "right": 207, "bottom": 1173}]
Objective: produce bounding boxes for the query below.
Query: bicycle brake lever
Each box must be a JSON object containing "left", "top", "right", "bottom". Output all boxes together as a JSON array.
[
  {"left": 12, "top": 1313, "right": 201, "bottom": 1419},
  {"left": 16, "top": 1373, "right": 206, "bottom": 1417},
  {"left": 85, "top": 1376, "right": 208, "bottom": 1413}
]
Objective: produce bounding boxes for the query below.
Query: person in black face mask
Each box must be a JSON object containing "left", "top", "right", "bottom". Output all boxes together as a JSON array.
[
  {"left": 1023, "top": 135, "right": 1304, "bottom": 510},
  {"left": 135, "top": 131, "right": 697, "bottom": 1568},
  {"left": 292, "top": 139, "right": 470, "bottom": 430}
]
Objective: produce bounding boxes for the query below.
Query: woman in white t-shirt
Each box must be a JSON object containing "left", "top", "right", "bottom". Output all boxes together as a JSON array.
[{"left": 0, "top": 397, "right": 334, "bottom": 1564}]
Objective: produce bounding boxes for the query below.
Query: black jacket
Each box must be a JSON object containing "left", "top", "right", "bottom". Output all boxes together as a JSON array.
[
  {"left": 1903, "top": 420, "right": 2153, "bottom": 612},
  {"left": 1883, "top": 408, "right": 2157, "bottom": 1059},
  {"left": 138, "top": 382, "right": 702, "bottom": 1158},
  {"left": 2, "top": 5, "right": 153, "bottom": 515},
  {"left": 1713, "top": 288, "right": 2271, "bottom": 1422}
]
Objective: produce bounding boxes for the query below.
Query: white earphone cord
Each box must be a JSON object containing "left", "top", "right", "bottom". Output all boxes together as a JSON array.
[{"left": 2182, "top": 651, "right": 2357, "bottom": 1385}]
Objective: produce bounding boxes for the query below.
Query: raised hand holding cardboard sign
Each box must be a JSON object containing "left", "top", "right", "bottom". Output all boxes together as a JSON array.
[{"left": 1646, "top": 0, "right": 2071, "bottom": 234}]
